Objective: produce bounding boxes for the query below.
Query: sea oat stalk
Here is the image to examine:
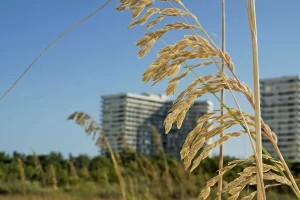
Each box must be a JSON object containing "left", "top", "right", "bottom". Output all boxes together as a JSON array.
[
  {"left": 247, "top": 0, "right": 265, "bottom": 199},
  {"left": 218, "top": 0, "right": 226, "bottom": 199},
  {"left": 103, "top": 136, "right": 127, "bottom": 200}
]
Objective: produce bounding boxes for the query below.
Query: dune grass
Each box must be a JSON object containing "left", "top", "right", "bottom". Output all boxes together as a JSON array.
[{"left": 115, "top": 0, "right": 300, "bottom": 199}]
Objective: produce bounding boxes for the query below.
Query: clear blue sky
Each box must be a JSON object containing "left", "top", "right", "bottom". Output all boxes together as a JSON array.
[{"left": 0, "top": 1, "right": 299, "bottom": 158}]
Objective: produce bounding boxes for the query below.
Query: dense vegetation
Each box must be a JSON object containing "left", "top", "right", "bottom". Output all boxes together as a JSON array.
[{"left": 0, "top": 151, "right": 298, "bottom": 200}]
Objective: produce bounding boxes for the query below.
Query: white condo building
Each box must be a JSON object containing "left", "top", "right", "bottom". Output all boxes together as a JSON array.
[
  {"left": 261, "top": 75, "right": 300, "bottom": 162},
  {"left": 101, "top": 93, "right": 213, "bottom": 159}
]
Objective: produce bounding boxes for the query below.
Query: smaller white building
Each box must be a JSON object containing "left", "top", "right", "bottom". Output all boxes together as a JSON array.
[{"left": 261, "top": 75, "right": 300, "bottom": 162}]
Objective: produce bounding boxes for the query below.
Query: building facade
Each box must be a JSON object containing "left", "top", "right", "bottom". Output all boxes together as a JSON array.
[
  {"left": 261, "top": 75, "right": 300, "bottom": 162},
  {"left": 101, "top": 93, "right": 213, "bottom": 159}
]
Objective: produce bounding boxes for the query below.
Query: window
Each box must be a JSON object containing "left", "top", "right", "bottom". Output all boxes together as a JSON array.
[
  {"left": 262, "top": 116, "right": 274, "bottom": 120},
  {"left": 279, "top": 91, "right": 295, "bottom": 95},
  {"left": 288, "top": 156, "right": 295, "bottom": 160},
  {"left": 262, "top": 93, "right": 274, "bottom": 97},
  {"left": 264, "top": 86, "right": 272, "bottom": 92}
]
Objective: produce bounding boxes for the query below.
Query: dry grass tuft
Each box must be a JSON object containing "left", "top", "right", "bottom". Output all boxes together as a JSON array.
[
  {"left": 48, "top": 165, "right": 57, "bottom": 191},
  {"left": 33, "top": 151, "right": 46, "bottom": 187},
  {"left": 16, "top": 157, "right": 26, "bottom": 195},
  {"left": 150, "top": 125, "right": 171, "bottom": 191},
  {"left": 67, "top": 160, "right": 78, "bottom": 180}
]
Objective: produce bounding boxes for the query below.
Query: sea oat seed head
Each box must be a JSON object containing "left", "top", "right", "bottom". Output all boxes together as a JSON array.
[
  {"left": 199, "top": 187, "right": 210, "bottom": 200},
  {"left": 241, "top": 191, "right": 257, "bottom": 200},
  {"left": 138, "top": 39, "right": 156, "bottom": 58},
  {"left": 227, "top": 192, "right": 240, "bottom": 200},
  {"left": 166, "top": 80, "right": 179, "bottom": 95},
  {"left": 131, "top": 6, "right": 145, "bottom": 18}
]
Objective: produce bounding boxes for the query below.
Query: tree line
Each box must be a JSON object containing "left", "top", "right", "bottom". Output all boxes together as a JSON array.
[{"left": 0, "top": 151, "right": 299, "bottom": 199}]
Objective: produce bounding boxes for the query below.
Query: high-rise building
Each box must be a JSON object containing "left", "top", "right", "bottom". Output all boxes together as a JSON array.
[
  {"left": 101, "top": 93, "right": 213, "bottom": 159},
  {"left": 261, "top": 75, "right": 300, "bottom": 162}
]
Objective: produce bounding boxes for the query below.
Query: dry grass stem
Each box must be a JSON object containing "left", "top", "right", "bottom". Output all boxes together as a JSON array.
[
  {"left": 17, "top": 157, "right": 26, "bottom": 195},
  {"left": 104, "top": 140, "right": 127, "bottom": 200},
  {"left": 218, "top": 0, "right": 226, "bottom": 198},
  {"left": 246, "top": 0, "right": 265, "bottom": 199},
  {"left": 67, "top": 160, "right": 78, "bottom": 179},
  {"left": 0, "top": 0, "right": 112, "bottom": 101},
  {"left": 151, "top": 125, "right": 171, "bottom": 189},
  {"left": 68, "top": 112, "right": 127, "bottom": 200},
  {"left": 140, "top": 155, "right": 158, "bottom": 180},
  {"left": 117, "top": 132, "right": 133, "bottom": 151}
]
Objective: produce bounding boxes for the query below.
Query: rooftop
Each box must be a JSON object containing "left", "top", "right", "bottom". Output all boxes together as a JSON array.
[
  {"left": 101, "top": 92, "right": 213, "bottom": 105},
  {"left": 260, "top": 75, "right": 300, "bottom": 82}
]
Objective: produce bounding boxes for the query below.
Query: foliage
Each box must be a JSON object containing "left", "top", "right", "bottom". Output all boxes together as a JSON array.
[{"left": 0, "top": 151, "right": 299, "bottom": 199}]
